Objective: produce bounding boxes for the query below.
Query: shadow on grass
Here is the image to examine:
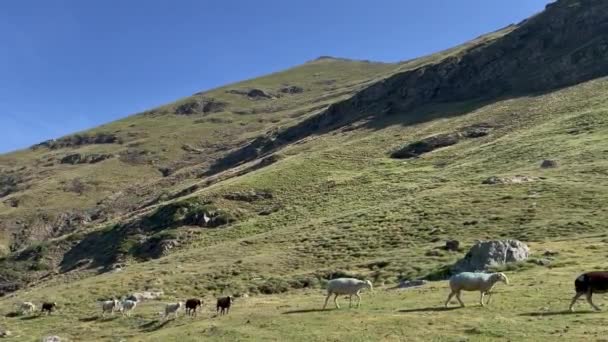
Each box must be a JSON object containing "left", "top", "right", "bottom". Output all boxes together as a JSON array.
[
  {"left": 5, "top": 312, "right": 20, "bottom": 318},
  {"left": 140, "top": 319, "right": 171, "bottom": 332},
  {"left": 20, "top": 315, "right": 42, "bottom": 320},
  {"left": 282, "top": 308, "right": 333, "bottom": 315},
  {"left": 519, "top": 310, "right": 599, "bottom": 317},
  {"left": 398, "top": 307, "right": 460, "bottom": 313},
  {"left": 79, "top": 315, "right": 100, "bottom": 322}
]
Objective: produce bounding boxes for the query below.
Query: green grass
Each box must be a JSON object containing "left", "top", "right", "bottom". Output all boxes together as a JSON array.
[{"left": 2, "top": 236, "right": 608, "bottom": 341}]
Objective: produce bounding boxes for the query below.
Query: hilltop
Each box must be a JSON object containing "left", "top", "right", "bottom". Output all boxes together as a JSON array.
[{"left": 1, "top": 0, "right": 608, "bottom": 340}]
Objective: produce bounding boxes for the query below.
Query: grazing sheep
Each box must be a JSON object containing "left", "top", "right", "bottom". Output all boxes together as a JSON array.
[
  {"left": 120, "top": 299, "right": 137, "bottom": 317},
  {"left": 569, "top": 271, "right": 608, "bottom": 312},
  {"left": 41, "top": 302, "right": 57, "bottom": 315},
  {"left": 185, "top": 298, "right": 203, "bottom": 317},
  {"left": 216, "top": 296, "right": 233, "bottom": 315},
  {"left": 164, "top": 302, "right": 184, "bottom": 319},
  {"left": 445, "top": 272, "right": 509, "bottom": 308},
  {"left": 322, "top": 278, "right": 373, "bottom": 310},
  {"left": 101, "top": 299, "right": 121, "bottom": 316},
  {"left": 19, "top": 302, "right": 36, "bottom": 315}
]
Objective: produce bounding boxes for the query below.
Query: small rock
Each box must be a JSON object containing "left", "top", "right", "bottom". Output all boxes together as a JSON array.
[
  {"left": 540, "top": 159, "right": 558, "bottom": 169},
  {"left": 543, "top": 250, "right": 559, "bottom": 257},
  {"left": 0, "top": 329, "right": 12, "bottom": 338},
  {"left": 397, "top": 279, "right": 428, "bottom": 289},
  {"left": 445, "top": 240, "right": 460, "bottom": 251},
  {"left": 532, "top": 258, "right": 552, "bottom": 266}
]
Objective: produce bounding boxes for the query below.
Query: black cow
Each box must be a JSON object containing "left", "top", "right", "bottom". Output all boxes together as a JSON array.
[
  {"left": 185, "top": 298, "right": 203, "bottom": 317},
  {"left": 569, "top": 271, "right": 608, "bottom": 312},
  {"left": 216, "top": 296, "right": 233, "bottom": 315},
  {"left": 41, "top": 302, "right": 57, "bottom": 315}
]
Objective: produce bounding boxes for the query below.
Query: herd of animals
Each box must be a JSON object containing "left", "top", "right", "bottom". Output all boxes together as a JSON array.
[{"left": 9, "top": 270, "right": 608, "bottom": 326}]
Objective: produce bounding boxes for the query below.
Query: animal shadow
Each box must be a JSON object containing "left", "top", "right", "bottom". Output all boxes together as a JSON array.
[
  {"left": 140, "top": 319, "right": 171, "bottom": 332},
  {"left": 20, "top": 315, "right": 42, "bottom": 320},
  {"left": 398, "top": 306, "right": 460, "bottom": 313},
  {"left": 519, "top": 310, "right": 598, "bottom": 317},
  {"left": 79, "top": 315, "right": 100, "bottom": 322},
  {"left": 5, "top": 312, "right": 20, "bottom": 318},
  {"left": 282, "top": 308, "right": 333, "bottom": 315}
]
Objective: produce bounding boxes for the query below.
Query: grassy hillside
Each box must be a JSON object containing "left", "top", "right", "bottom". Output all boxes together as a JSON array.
[{"left": 2, "top": 0, "right": 608, "bottom": 340}]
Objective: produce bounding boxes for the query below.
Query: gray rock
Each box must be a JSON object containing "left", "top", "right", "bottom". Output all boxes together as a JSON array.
[
  {"left": 452, "top": 239, "right": 530, "bottom": 272},
  {"left": 42, "top": 336, "right": 61, "bottom": 342},
  {"left": 0, "top": 329, "right": 11, "bottom": 338}
]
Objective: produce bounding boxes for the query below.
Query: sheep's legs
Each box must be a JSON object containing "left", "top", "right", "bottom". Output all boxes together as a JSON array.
[
  {"left": 334, "top": 294, "right": 340, "bottom": 309},
  {"left": 445, "top": 291, "right": 455, "bottom": 308},
  {"left": 586, "top": 291, "right": 601, "bottom": 311},
  {"left": 456, "top": 292, "right": 465, "bottom": 307},
  {"left": 480, "top": 292, "right": 486, "bottom": 307},
  {"left": 356, "top": 293, "right": 362, "bottom": 308},
  {"left": 569, "top": 292, "right": 583, "bottom": 312},
  {"left": 349, "top": 295, "right": 353, "bottom": 308},
  {"left": 323, "top": 293, "right": 332, "bottom": 310}
]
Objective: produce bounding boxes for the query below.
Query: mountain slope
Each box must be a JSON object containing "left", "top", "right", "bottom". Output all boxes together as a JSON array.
[{"left": 2, "top": 0, "right": 608, "bottom": 340}]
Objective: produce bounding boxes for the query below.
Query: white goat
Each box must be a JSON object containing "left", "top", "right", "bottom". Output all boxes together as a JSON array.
[
  {"left": 120, "top": 299, "right": 137, "bottom": 316},
  {"left": 101, "top": 299, "right": 121, "bottom": 316},
  {"left": 164, "top": 301, "right": 184, "bottom": 319},
  {"left": 323, "top": 278, "right": 373, "bottom": 309},
  {"left": 445, "top": 272, "right": 509, "bottom": 307},
  {"left": 19, "top": 302, "right": 36, "bottom": 315}
]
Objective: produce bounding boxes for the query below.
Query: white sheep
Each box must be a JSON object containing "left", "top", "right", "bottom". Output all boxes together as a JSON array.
[
  {"left": 164, "top": 301, "right": 184, "bottom": 319},
  {"left": 444, "top": 272, "right": 509, "bottom": 307},
  {"left": 101, "top": 299, "right": 121, "bottom": 316},
  {"left": 322, "top": 278, "right": 373, "bottom": 309},
  {"left": 120, "top": 299, "right": 137, "bottom": 317},
  {"left": 19, "top": 302, "right": 36, "bottom": 315}
]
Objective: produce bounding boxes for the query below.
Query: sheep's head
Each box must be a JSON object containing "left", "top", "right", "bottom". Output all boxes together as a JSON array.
[
  {"left": 364, "top": 280, "right": 374, "bottom": 292},
  {"left": 494, "top": 272, "right": 509, "bottom": 285}
]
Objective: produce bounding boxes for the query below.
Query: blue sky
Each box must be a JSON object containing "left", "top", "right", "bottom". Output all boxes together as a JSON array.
[{"left": 0, "top": 0, "right": 552, "bottom": 153}]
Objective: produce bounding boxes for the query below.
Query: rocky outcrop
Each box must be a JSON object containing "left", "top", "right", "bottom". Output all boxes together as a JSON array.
[
  {"left": 31, "top": 133, "right": 119, "bottom": 150},
  {"left": 209, "top": 0, "right": 608, "bottom": 174},
  {"left": 175, "top": 97, "right": 227, "bottom": 115},
  {"left": 223, "top": 190, "right": 273, "bottom": 202},
  {"left": 60, "top": 153, "right": 113, "bottom": 165},
  {"left": 226, "top": 88, "right": 274, "bottom": 100},
  {"left": 279, "top": 85, "right": 304, "bottom": 94},
  {"left": 452, "top": 240, "right": 530, "bottom": 272}
]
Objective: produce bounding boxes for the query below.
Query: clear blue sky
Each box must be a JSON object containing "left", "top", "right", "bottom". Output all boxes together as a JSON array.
[{"left": 0, "top": 0, "right": 552, "bottom": 153}]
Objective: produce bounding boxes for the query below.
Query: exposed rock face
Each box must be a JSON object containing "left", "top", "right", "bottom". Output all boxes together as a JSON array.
[
  {"left": 60, "top": 153, "right": 113, "bottom": 165},
  {"left": 541, "top": 159, "right": 559, "bottom": 168},
  {"left": 452, "top": 239, "right": 530, "bottom": 272},
  {"left": 223, "top": 190, "right": 273, "bottom": 202},
  {"left": 227, "top": 88, "right": 274, "bottom": 99},
  {"left": 210, "top": 0, "right": 608, "bottom": 173},
  {"left": 279, "top": 85, "right": 304, "bottom": 94},
  {"left": 482, "top": 175, "right": 536, "bottom": 185},
  {"left": 391, "top": 133, "right": 460, "bottom": 159},
  {"left": 175, "top": 97, "right": 227, "bottom": 115},
  {"left": 31, "top": 133, "right": 119, "bottom": 150}
]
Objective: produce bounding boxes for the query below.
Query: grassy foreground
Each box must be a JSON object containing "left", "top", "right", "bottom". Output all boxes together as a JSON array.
[{"left": 1, "top": 235, "right": 608, "bottom": 341}]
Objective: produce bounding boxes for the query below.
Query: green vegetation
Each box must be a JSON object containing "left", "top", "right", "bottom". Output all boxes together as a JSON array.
[{"left": 2, "top": 1, "right": 608, "bottom": 340}]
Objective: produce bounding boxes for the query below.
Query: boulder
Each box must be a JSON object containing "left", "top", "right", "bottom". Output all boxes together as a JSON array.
[
  {"left": 452, "top": 239, "right": 530, "bottom": 272},
  {"left": 390, "top": 133, "right": 461, "bottom": 159},
  {"left": 540, "top": 159, "right": 558, "bottom": 168}
]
